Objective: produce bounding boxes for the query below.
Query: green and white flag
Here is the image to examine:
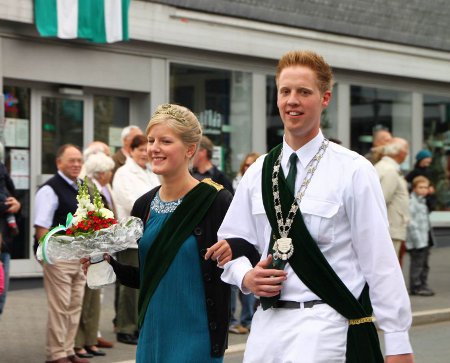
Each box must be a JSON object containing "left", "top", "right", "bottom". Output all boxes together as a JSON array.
[{"left": 35, "top": 0, "right": 130, "bottom": 43}]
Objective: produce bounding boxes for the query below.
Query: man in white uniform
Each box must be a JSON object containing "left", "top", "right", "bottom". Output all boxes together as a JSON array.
[{"left": 219, "top": 50, "right": 414, "bottom": 363}]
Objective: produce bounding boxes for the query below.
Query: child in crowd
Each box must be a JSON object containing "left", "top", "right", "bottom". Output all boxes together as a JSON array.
[{"left": 406, "top": 176, "right": 435, "bottom": 296}]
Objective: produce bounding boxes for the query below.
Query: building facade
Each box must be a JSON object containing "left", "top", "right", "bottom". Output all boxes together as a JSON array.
[{"left": 0, "top": 0, "right": 449, "bottom": 276}]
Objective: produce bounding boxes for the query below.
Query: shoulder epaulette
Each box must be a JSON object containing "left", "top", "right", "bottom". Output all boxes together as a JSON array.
[{"left": 201, "top": 178, "right": 224, "bottom": 191}]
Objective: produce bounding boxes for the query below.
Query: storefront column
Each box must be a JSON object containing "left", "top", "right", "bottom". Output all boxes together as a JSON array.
[
  {"left": 150, "top": 57, "right": 168, "bottom": 113},
  {"left": 411, "top": 92, "right": 424, "bottom": 157},
  {"left": 336, "top": 82, "right": 350, "bottom": 148},
  {"left": 252, "top": 73, "right": 266, "bottom": 154}
]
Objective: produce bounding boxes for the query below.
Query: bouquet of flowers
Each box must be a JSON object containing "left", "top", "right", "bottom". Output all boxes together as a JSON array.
[{"left": 37, "top": 178, "right": 143, "bottom": 288}]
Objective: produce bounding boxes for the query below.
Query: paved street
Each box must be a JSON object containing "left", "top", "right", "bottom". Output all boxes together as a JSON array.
[
  {"left": 225, "top": 320, "right": 450, "bottom": 363},
  {"left": 1, "top": 246, "right": 449, "bottom": 362}
]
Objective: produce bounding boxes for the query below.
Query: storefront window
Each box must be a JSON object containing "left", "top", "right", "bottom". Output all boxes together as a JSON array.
[
  {"left": 266, "top": 76, "right": 338, "bottom": 151},
  {"left": 350, "top": 85, "right": 412, "bottom": 165},
  {"left": 41, "top": 97, "right": 83, "bottom": 174},
  {"left": 170, "top": 64, "right": 252, "bottom": 180},
  {"left": 423, "top": 94, "right": 450, "bottom": 210},
  {"left": 2, "top": 86, "right": 31, "bottom": 259},
  {"left": 94, "top": 95, "right": 129, "bottom": 153}
]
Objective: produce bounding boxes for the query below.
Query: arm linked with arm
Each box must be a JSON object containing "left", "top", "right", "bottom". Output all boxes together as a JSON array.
[{"left": 227, "top": 237, "right": 260, "bottom": 267}]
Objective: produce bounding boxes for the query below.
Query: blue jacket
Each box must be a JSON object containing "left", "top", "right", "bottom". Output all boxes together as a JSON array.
[{"left": 406, "top": 192, "right": 430, "bottom": 250}]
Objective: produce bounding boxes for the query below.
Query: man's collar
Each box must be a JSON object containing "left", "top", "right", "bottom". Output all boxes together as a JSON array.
[
  {"left": 380, "top": 156, "right": 401, "bottom": 169},
  {"left": 192, "top": 165, "right": 214, "bottom": 176},
  {"left": 57, "top": 170, "right": 80, "bottom": 188},
  {"left": 282, "top": 130, "right": 324, "bottom": 168}
]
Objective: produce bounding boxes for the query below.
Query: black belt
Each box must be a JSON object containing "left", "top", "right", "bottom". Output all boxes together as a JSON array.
[{"left": 272, "top": 300, "right": 325, "bottom": 309}]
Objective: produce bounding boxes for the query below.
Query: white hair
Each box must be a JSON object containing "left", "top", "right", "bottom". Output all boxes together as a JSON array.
[
  {"left": 83, "top": 143, "right": 107, "bottom": 161},
  {"left": 84, "top": 153, "right": 115, "bottom": 178},
  {"left": 383, "top": 138, "right": 408, "bottom": 156},
  {"left": 121, "top": 125, "right": 141, "bottom": 142}
]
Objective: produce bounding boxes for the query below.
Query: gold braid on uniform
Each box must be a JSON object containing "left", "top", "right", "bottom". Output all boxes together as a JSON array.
[
  {"left": 152, "top": 104, "right": 187, "bottom": 125},
  {"left": 348, "top": 316, "right": 375, "bottom": 325},
  {"left": 201, "top": 178, "right": 224, "bottom": 191}
]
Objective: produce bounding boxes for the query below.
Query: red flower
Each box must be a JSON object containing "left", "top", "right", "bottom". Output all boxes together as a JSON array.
[{"left": 65, "top": 210, "right": 118, "bottom": 237}]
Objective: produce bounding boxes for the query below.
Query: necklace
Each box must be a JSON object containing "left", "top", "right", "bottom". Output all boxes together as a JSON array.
[{"left": 271, "top": 138, "right": 329, "bottom": 260}]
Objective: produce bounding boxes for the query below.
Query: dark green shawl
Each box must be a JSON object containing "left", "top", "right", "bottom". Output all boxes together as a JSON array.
[{"left": 260, "top": 144, "right": 383, "bottom": 363}]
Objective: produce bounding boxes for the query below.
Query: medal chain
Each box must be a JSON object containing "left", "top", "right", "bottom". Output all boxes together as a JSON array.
[{"left": 272, "top": 139, "right": 329, "bottom": 238}]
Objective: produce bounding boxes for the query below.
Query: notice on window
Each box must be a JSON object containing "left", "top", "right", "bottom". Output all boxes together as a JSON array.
[
  {"left": 4, "top": 118, "right": 29, "bottom": 147},
  {"left": 212, "top": 146, "right": 223, "bottom": 171},
  {"left": 10, "top": 148, "right": 29, "bottom": 189},
  {"left": 109, "top": 127, "right": 123, "bottom": 148}
]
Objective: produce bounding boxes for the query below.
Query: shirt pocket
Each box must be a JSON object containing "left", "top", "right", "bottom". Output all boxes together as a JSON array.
[
  {"left": 251, "top": 194, "right": 266, "bottom": 215},
  {"left": 301, "top": 198, "right": 340, "bottom": 244},
  {"left": 251, "top": 194, "right": 272, "bottom": 250}
]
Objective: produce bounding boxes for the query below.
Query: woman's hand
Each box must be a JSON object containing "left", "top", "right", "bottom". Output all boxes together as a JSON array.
[
  {"left": 204, "top": 239, "right": 232, "bottom": 267},
  {"left": 80, "top": 254, "right": 110, "bottom": 275}
]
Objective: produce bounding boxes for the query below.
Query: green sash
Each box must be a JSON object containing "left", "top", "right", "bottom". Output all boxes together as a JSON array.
[
  {"left": 137, "top": 181, "right": 220, "bottom": 328},
  {"left": 261, "top": 144, "right": 383, "bottom": 363}
]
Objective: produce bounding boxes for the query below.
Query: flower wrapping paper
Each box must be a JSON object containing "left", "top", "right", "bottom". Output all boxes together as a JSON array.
[{"left": 37, "top": 216, "right": 143, "bottom": 264}]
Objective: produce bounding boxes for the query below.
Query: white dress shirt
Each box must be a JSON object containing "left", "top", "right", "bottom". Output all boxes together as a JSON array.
[
  {"left": 219, "top": 131, "right": 412, "bottom": 356},
  {"left": 34, "top": 171, "right": 79, "bottom": 229}
]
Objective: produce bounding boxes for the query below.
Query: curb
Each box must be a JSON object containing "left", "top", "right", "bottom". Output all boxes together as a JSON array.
[
  {"left": 223, "top": 308, "right": 450, "bottom": 356},
  {"left": 412, "top": 308, "right": 450, "bottom": 326}
]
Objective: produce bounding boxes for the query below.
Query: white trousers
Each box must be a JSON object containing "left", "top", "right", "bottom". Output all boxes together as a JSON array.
[{"left": 244, "top": 304, "right": 348, "bottom": 363}]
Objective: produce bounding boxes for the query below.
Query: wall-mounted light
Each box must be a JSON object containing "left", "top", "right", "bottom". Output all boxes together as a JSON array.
[{"left": 58, "top": 87, "right": 84, "bottom": 96}]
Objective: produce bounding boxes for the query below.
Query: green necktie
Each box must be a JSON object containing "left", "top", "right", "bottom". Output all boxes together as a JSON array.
[{"left": 286, "top": 152, "right": 298, "bottom": 196}]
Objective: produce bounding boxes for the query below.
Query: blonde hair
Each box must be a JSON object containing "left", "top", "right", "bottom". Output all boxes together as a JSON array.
[
  {"left": 412, "top": 175, "right": 430, "bottom": 189},
  {"left": 146, "top": 104, "right": 202, "bottom": 154},
  {"left": 276, "top": 50, "right": 334, "bottom": 95}
]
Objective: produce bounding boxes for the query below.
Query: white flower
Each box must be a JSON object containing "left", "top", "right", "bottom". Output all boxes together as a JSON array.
[
  {"left": 99, "top": 208, "right": 114, "bottom": 219},
  {"left": 71, "top": 215, "right": 80, "bottom": 225}
]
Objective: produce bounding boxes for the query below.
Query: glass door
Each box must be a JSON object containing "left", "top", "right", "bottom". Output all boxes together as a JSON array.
[
  {"left": 41, "top": 96, "right": 84, "bottom": 174},
  {"left": 7, "top": 91, "right": 92, "bottom": 276}
]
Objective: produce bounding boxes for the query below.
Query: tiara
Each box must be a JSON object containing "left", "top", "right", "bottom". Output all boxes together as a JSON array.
[{"left": 152, "top": 104, "right": 186, "bottom": 124}]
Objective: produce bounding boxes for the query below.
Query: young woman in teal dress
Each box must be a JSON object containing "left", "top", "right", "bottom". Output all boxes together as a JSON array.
[{"left": 81, "top": 104, "right": 259, "bottom": 363}]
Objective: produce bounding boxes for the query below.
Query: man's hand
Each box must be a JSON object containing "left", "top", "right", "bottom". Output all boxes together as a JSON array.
[
  {"left": 385, "top": 353, "right": 414, "bottom": 363},
  {"left": 5, "top": 197, "right": 20, "bottom": 214},
  {"left": 242, "top": 254, "right": 287, "bottom": 297},
  {"left": 204, "top": 239, "right": 231, "bottom": 267}
]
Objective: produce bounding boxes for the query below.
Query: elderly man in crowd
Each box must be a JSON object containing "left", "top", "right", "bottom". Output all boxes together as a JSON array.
[
  {"left": 34, "top": 144, "right": 89, "bottom": 363},
  {"left": 374, "top": 137, "right": 410, "bottom": 260},
  {"left": 365, "top": 125, "right": 393, "bottom": 164}
]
